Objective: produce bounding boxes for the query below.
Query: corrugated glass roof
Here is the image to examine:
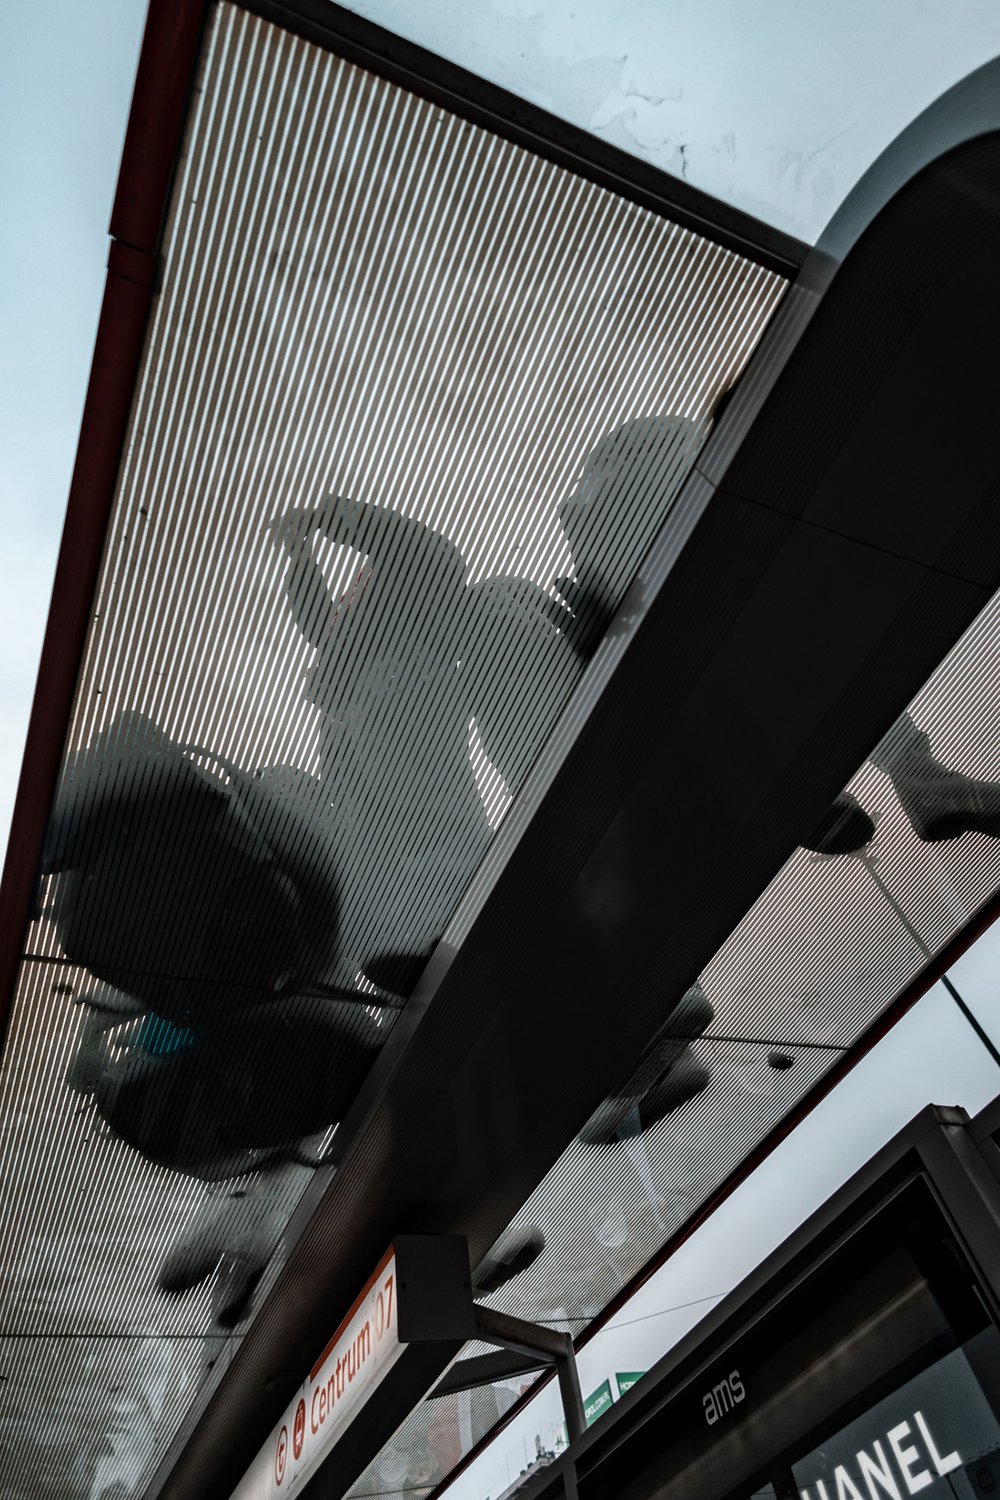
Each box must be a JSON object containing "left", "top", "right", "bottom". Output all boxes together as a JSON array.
[{"left": 0, "top": 4, "right": 787, "bottom": 1494}]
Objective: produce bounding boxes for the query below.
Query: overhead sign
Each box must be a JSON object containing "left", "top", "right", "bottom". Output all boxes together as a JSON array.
[
  {"left": 232, "top": 1247, "right": 402, "bottom": 1499},
  {"left": 230, "top": 1237, "right": 474, "bottom": 1500}
]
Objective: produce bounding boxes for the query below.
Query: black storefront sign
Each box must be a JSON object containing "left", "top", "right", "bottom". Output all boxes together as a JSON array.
[
  {"left": 792, "top": 1345, "right": 998, "bottom": 1500},
  {"left": 506, "top": 1102, "right": 1000, "bottom": 1500}
]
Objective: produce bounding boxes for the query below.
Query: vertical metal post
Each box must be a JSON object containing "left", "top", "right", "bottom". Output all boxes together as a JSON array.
[
  {"left": 917, "top": 1119, "right": 1000, "bottom": 1319},
  {"left": 556, "top": 1348, "right": 586, "bottom": 1444},
  {"left": 473, "top": 1305, "right": 587, "bottom": 1448}
]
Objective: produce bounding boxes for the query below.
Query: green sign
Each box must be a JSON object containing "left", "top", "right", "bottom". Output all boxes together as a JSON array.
[
  {"left": 584, "top": 1379, "right": 614, "bottom": 1427},
  {"left": 615, "top": 1370, "right": 645, "bottom": 1397}
]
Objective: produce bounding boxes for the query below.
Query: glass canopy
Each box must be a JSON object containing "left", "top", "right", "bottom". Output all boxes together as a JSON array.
[
  {"left": 6, "top": 4, "right": 1000, "bottom": 1497},
  {"left": 337, "top": 0, "right": 1000, "bottom": 243},
  {"left": 0, "top": 4, "right": 785, "bottom": 1496}
]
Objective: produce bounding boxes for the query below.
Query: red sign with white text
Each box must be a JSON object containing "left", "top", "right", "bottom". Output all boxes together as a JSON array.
[{"left": 231, "top": 1247, "right": 403, "bottom": 1499}]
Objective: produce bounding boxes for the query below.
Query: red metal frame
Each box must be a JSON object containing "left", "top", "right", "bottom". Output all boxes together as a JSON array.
[
  {"left": 111, "top": 0, "right": 210, "bottom": 253},
  {"left": 0, "top": 0, "right": 207, "bottom": 1055}
]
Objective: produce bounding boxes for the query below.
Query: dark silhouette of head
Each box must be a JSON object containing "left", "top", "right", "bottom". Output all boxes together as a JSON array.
[{"left": 558, "top": 414, "right": 697, "bottom": 563}]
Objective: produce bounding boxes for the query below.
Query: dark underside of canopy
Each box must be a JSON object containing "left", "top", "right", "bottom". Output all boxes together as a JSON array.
[{"left": 156, "top": 120, "right": 1000, "bottom": 1500}]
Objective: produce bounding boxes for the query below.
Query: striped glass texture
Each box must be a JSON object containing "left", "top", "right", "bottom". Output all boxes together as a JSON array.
[
  {"left": 0, "top": 4, "right": 785, "bottom": 1495},
  {"left": 350, "top": 585, "right": 1000, "bottom": 1500}
]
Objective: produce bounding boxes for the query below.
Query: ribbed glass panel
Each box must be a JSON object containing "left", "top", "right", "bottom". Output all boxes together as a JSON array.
[
  {"left": 355, "top": 585, "right": 1000, "bottom": 1500},
  {"left": 0, "top": 1335, "right": 207, "bottom": 1500},
  {"left": 0, "top": 3, "right": 786, "bottom": 1494}
]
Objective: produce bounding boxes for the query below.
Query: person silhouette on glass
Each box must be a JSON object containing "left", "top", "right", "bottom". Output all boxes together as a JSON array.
[
  {"left": 466, "top": 414, "right": 702, "bottom": 795},
  {"left": 271, "top": 496, "right": 494, "bottom": 986},
  {"left": 271, "top": 416, "right": 704, "bottom": 986},
  {"left": 803, "top": 712, "right": 1000, "bottom": 857}
]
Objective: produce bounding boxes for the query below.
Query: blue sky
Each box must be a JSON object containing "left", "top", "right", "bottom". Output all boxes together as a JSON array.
[
  {"left": 343, "top": 0, "right": 1000, "bottom": 241},
  {"left": 0, "top": 0, "right": 145, "bottom": 852}
]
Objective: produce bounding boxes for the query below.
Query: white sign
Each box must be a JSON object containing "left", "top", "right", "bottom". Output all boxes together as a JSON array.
[
  {"left": 798, "top": 1410, "right": 961, "bottom": 1500},
  {"left": 231, "top": 1247, "right": 403, "bottom": 1500}
]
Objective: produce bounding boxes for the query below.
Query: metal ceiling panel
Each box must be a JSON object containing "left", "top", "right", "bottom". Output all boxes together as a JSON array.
[{"left": 0, "top": 4, "right": 786, "bottom": 1495}]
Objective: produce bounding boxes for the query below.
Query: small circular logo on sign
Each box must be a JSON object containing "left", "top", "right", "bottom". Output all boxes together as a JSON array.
[
  {"left": 293, "top": 1398, "right": 307, "bottom": 1460},
  {"left": 275, "top": 1424, "right": 288, "bottom": 1487}
]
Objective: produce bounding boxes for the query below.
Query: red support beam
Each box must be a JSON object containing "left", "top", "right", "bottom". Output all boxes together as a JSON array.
[
  {"left": 0, "top": 0, "right": 206, "bottom": 1052},
  {"left": 111, "top": 0, "right": 209, "bottom": 253}
]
